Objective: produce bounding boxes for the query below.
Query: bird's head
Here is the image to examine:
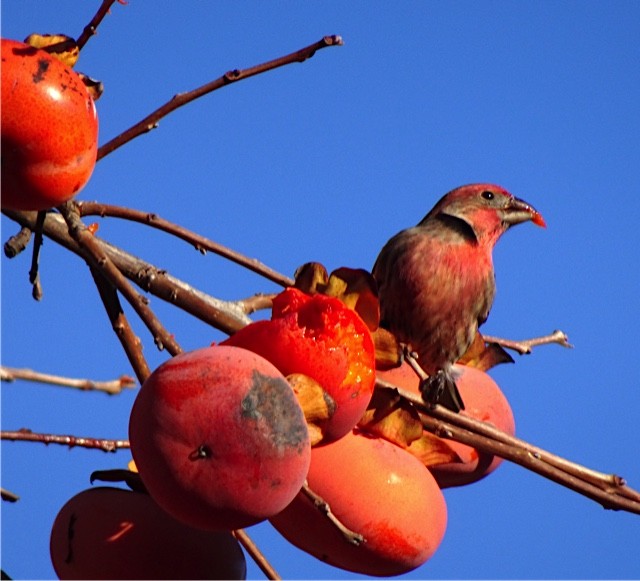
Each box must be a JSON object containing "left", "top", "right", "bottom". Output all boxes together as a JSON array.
[{"left": 421, "top": 184, "right": 546, "bottom": 245}]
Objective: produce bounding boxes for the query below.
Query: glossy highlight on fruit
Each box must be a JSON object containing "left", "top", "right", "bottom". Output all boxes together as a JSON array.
[
  {"left": 224, "top": 287, "right": 376, "bottom": 442},
  {"left": 49, "top": 487, "right": 247, "bottom": 580},
  {"left": 1, "top": 38, "right": 98, "bottom": 210},
  {"left": 270, "top": 429, "right": 447, "bottom": 576},
  {"left": 129, "top": 345, "right": 311, "bottom": 531}
]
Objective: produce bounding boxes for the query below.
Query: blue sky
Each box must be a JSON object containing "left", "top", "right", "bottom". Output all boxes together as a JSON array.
[{"left": 2, "top": 2, "right": 639, "bottom": 579}]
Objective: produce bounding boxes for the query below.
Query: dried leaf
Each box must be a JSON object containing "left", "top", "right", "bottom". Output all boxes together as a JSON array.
[
  {"left": 358, "top": 387, "right": 423, "bottom": 448},
  {"left": 287, "top": 373, "right": 336, "bottom": 446},
  {"left": 78, "top": 73, "right": 104, "bottom": 101},
  {"left": 90, "top": 468, "right": 147, "bottom": 493},
  {"left": 325, "top": 267, "right": 380, "bottom": 331},
  {"left": 405, "top": 432, "right": 462, "bottom": 467},
  {"left": 373, "top": 327, "right": 403, "bottom": 369},
  {"left": 24, "top": 33, "right": 79, "bottom": 67},
  {"left": 457, "top": 331, "right": 514, "bottom": 371},
  {"left": 294, "top": 263, "right": 380, "bottom": 331},
  {"left": 293, "top": 262, "right": 329, "bottom": 294}
]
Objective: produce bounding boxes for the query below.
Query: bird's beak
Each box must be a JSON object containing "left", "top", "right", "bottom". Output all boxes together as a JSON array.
[{"left": 504, "top": 197, "right": 546, "bottom": 228}]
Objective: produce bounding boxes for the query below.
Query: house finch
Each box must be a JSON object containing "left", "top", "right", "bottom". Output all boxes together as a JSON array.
[{"left": 372, "top": 184, "right": 545, "bottom": 411}]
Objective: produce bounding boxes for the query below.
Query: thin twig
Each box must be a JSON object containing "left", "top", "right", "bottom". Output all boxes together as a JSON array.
[
  {"left": 4, "top": 226, "right": 32, "bottom": 258},
  {"left": 236, "top": 293, "right": 277, "bottom": 315},
  {"left": 3, "top": 209, "right": 252, "bottom": 334},
  {"left": 232, "top": 529, "right": 281, "bottom": 580},
  {"left": 0, "top": 365, "right": 136, "bottom": 395},
  {"left": 97, "top": 35, "right": 343, "bottom": 160},
  {"left": 76, "top": 0, "right": 123, "bottom": 50},
  {"left": 483, "top": 330, "right": 573, "bottom": 355},
  {"left": 77, "top": 201, "right": 294, "bottom": 287},
  {"left": 1, "top": 429, "right": 130, "bottom": 453},
  {"left": 301, "top": 483, "right": 365, "bottom": 545},
  {"left": 57, "top": 202, "right": 183, "bottom": 356},
  {"left": 28, "top": 211, "right": 46, "bottom": 301},
  {"left": 89, "top": 267, "right": 151, "bottom": 383},
  {"left": 1, "top": 488, "right": 20, "bottom": 503}
]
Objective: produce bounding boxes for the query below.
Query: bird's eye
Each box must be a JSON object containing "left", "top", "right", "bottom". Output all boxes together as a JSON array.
[{"left": 481, "top": 190, "right": 495, "bottom": 200}]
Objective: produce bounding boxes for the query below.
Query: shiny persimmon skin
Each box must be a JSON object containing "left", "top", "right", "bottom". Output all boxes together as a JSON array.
[
  {"left": 49, "top": 487, "right": 247, "bottom": 580},
  {"left": 270, "top": 429, "right": 447, "bottom": 577},
  {"left": 1, "top": 38, "right": 98, "bottom": 210},
  {"left": 129, "top": 345, "right": 311, "bottom": 531},
  {"left": 378, "top": 362, "right": 515, "bottom": 487}
]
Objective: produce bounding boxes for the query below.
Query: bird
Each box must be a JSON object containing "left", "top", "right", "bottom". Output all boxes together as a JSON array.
[{"left": 372, "top": 183, "right": 545, "bottom": 411}]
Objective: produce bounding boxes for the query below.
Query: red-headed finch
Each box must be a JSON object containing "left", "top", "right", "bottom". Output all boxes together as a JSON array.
[{"left": 372, "top": 184, "right": 545, "bottom": 411}]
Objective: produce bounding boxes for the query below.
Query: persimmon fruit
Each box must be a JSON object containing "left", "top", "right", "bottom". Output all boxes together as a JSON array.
[
  {"left": 1, "top": 38, "right": 98, "bottom": 210},
  {"left": 223, "top": 287, "right": 376, "bottom": 443},
  {"left": 128, "top": 345, "right": 311, "bottom": 530},
  {"left": 377, "top": 362, "right": 515, "bottom": 487},
  {"left": 270, "top": 428, "right": 447, "bottom": 576},
  {"left": 49, "top": 487, "right": 247, "bottom": 580}
]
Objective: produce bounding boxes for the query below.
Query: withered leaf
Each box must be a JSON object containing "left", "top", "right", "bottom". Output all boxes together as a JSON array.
[
  {"left": 287, "top": 373, "right": 336, "bottom": 447},
  {"left": 373, "top": 327, "right": 403, "bottom": 369},
  {"left": 294, "top": 262, "right": 380, "bottom": 331},
  {"left": 457, "top": 331, "right": 514, "bottom": 371},
  {"left": 358, "top": 386, "right": 423, "bottom": 448},
  {"left": 24, "top": 33, "right": 79, "bottom": 67},
  {"left": 90, "top": 468, "right": 147, "bottom": 494},
  {"left": 405, "top": 432, "right": 463, "bottom": 467},
  {"left": 294, "top": 262, "right": 329, "bottom": 294}
]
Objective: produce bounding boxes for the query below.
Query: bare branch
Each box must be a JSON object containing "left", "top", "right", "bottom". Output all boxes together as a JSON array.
[
  {"left": 97, "top": 35, "right": 343, "bottom": 160},
  {"left": 89, "top": 266, "right": 151, "bottom": 383},
  {"left": 76, "top": 0, "right": 123, "bottom": 50},
  {"left": 301, "top": 482, "right": 365, "bottom": 545},
  {"left": 77, "top": 201, "right": 294, "bottom": 287},
  {"left": 28, "top": 211, "right": 46, "bottom": 301},
  {"left": 57, "top": 202, "right": 183, "bottom": 356},
  {"left": 232, "top": 529, "right": 281, "bottom": 581},
  {"left": 236, "top": 293, "right": 277, "bottom": 315},
  {"left": 483, "top": 330, "right": 573, "bottom": 355},
  {"left": 3, "top": 209, "right": 252, "bottom": 334},
  {"left": 0, "top": 365, "right": 136, "bottom": 395},
  {"left": 1, "top": 488, "right": 20, "bottom": 503},
  {"left": 4, "top": 226, "right": 31, "bottom": 258},
  {"left": 1, "top": 429, "right": 130, "bottom": 453},
  {"left": 375, "top": 377, "right": 640, "bottom": 515}
]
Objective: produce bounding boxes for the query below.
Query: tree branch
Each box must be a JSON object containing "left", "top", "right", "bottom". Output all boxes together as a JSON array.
[
  {"left": 232, "top": 529, "right": 281, "bottom": 581},
  {"left": 1, "top": 429, "right": 130, "bottom": 453},
  {"left": 97, "top": 35, "right": 343, "bottom": 160},
  {"left": 77, "top": 201, "right": 294, "bottom": 287},
  {"left": 3, "top": 209, "right": 252, "bottom": 335},
  {"left": 483, "top": 330, "right": 573, "bottom": 355},
  {"left": 375, "top": 377, "right": 640, "bottom": 514},
  {"left": 57, "top": 202, "right": 183, "bottom": 356},
  {"left": 301, "top": 482, "right": 365, "bottom": 545},
  {"left": 3, "top": 226, "right": 32, "bottom": 258},
  {"left": 76, "top": 0, "right": 124, "bottom": 50},
  {"left": 0, "top": 365, "right": 136, "bottom": 395},
  {"left": 89, "top": 266, "right": 151, "bottom": 383}
]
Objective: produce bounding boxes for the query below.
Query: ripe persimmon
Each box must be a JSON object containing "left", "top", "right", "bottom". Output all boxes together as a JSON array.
[
  {"left": 1, "top": 38, "right": 98, "bottom": 210},
  {"left": 129, "top": 345, "right": 310, "bottom": 530}
]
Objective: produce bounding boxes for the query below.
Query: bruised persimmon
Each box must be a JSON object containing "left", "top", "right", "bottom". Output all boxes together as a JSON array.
[
  {"left": 128, "top": 345, "right": 310, "bottom": 531},
  {"left": 270, "top": 428, "right": 447, "bottom": 576},
  {"left": 49, "top": 487, "right": 247, "bottom": 580},
  {"left": 223, "top": 287, "right": 376, "bottom": 443},
  {"left": 1, "top": 38, "right": 98, "bottom": 210}
]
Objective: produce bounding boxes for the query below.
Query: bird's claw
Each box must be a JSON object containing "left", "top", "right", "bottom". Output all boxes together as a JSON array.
[{"left": 420, "top": 370, "right": 465, "bottom": 413}]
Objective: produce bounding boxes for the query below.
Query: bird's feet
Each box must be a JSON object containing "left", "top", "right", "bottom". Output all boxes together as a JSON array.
[{"left": 420, "top": 369, "right": 465, "bottom": 412}]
